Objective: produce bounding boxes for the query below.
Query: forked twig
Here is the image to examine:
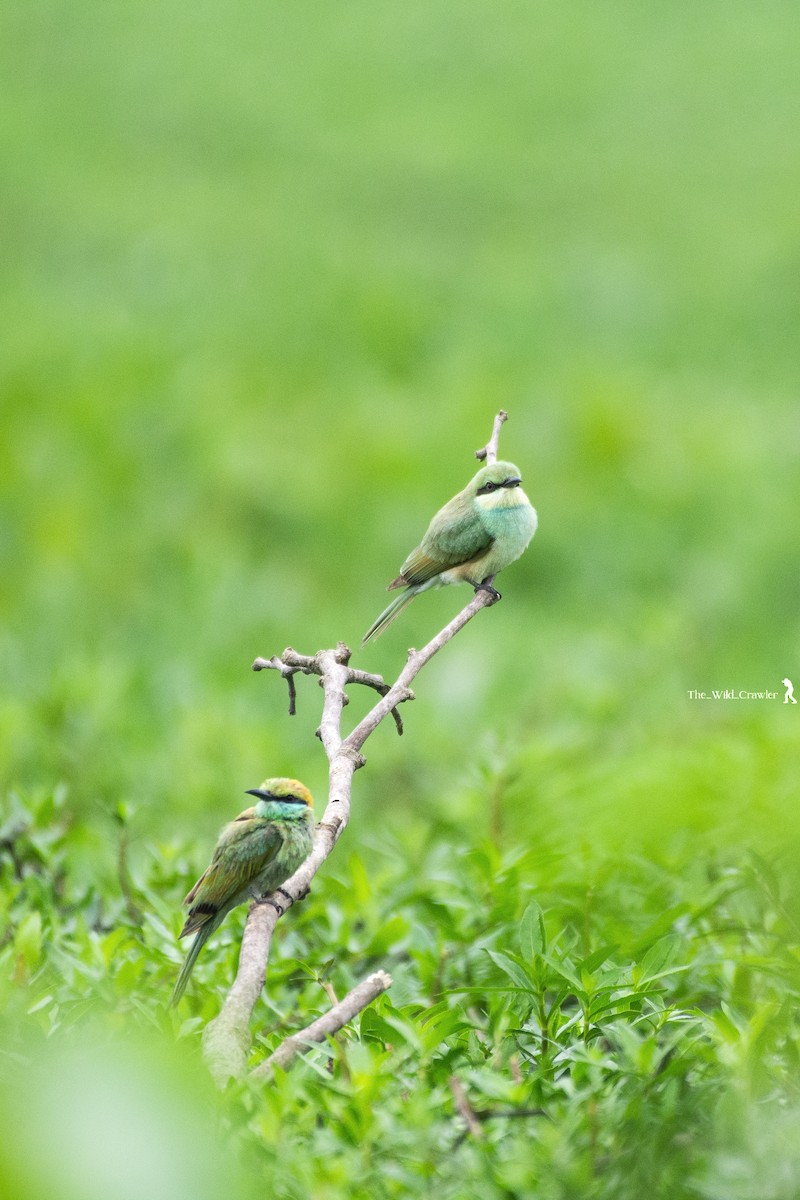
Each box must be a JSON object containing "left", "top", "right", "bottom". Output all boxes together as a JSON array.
[{"left": 253, "top": 647, "right": 407, "bottom": 735}]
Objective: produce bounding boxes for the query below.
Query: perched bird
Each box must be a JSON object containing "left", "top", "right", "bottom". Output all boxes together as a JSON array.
[
  {"left": 362, "top": 460, "right": 537, "bottom": 643},
  {"left": 170, "top": 777, "right": 315, "bottom": 1007}
]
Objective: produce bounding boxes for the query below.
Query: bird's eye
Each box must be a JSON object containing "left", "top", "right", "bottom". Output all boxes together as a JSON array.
[{"left": 485, "top": 482, "right": 496, "bottom": 491}]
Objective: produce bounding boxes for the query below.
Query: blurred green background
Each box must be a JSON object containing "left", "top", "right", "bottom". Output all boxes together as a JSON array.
[{"left": 2, "top": 2, "right": 800, "bottom": 1197}]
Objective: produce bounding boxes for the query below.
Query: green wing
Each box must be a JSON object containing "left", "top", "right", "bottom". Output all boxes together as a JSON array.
[
  {"left": 182, "top": 819, "right": 283, "bottom": 933},
  {"left": 399, "top": 494, "right": 493, "bottom": 586}
]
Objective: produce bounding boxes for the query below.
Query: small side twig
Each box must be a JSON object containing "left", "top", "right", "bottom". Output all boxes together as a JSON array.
[
  {"left": 252, "top": 655, "right": 304, "bottom": 716},
  {"left": 347, "top": 669, "right": 408, "bottom": 735},
  {"left": 117, "top": 831, "right": 143, "bottom": 926},
  {"left": 449, "top": 1075, "right": 484, "bottom": 1140},
  {"left": 475, "top": 409, "right": 508, "bottom": 465},
  {"left": 251, "top": 970, "right": 392, "bottom": 1079},
  {"left": 450, "top": 1098, "right": 549, "bottom": 1149}
]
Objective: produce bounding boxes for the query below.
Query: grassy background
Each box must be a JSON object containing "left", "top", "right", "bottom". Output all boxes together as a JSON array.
[{"left": 2, "top": 2, "right": 800, "bottom": 1197}]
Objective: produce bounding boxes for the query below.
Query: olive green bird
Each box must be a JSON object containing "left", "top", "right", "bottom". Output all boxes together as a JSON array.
[
  {"left": 362, "top": 460, "right": 537, "bottom": 643},
  {"left": 170, "top": 777, "right": 315, "bottom": 1006}
]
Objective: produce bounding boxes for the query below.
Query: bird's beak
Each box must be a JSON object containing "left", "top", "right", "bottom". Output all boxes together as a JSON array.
[
  {"left": 245, "top": 788, "right": 274, "bottom": 801},
  {"left": 503, "top": 477, "right": 522, "bottom": 488}
]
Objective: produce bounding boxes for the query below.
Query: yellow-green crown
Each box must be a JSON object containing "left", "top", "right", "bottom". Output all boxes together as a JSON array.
[
  {"left": 474, "top": 460, "right": 521, "bottom": 482},
  {"left": 257, "top": 777, "right": 314, "bottom": 807}
]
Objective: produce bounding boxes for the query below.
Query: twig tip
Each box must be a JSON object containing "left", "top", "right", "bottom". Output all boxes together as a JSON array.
[{"left": 475, "top": 410, "right": 509, "bottom": 463}]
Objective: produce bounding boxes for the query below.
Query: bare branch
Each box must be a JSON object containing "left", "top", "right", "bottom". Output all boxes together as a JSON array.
[
  {"left": 251, "top": 970, "right": 392, "bottom": 1079},
  {"left": 202, "top": 902, "right": 277, "bottom": 1084},
  {"left": 346, "top": 586, "right": 498, "bottom": 752},
  {"left": 475, "top": 409, "right": 508, "bottom": 465},
  {"left": 201, "top": 410, "right": 510, "bottom": 1081}
]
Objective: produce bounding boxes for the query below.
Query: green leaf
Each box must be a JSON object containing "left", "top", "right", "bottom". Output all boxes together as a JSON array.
[
  {"left": 485, "top": 950, "right": 536, "bottom": 993},
  {"left": 418, "top": 1008, "right": 469, "bottom": 1054},
  {"left": 14, "top": 911, "right": 42, "bottom": 972},
  {"left": 637, "top": 935, "right": 683, "bottom": 983},
  {"left": 579, "top": 944, "right": 619, "bottom": 976},
  {"left": 541, "top": 953, "right": 583, "bottom": 991},
  {"left": 519, "top": 899, "right": 546, "bottom": 960},
  {"left": 364, "top": 915, "right": 409, "bottom": 956},
  {"left": 360, "top": 1007, "right": 406, "bottom": 1047}
]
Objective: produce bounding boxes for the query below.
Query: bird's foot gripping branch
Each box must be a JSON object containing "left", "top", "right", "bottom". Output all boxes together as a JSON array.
[{"left": 197, "top": 411, "right": 532, "bottom": 1085}]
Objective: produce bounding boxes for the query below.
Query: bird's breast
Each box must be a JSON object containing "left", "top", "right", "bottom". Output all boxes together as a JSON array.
[
  {"left": 477, "top": 490, "right": 536, "bottom": 534},
  {"left": 475, "top": 492, "right": 537, "bottom": 571}
]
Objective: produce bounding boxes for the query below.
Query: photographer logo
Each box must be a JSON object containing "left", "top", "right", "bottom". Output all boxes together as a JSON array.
[{"left": 687, "top": 678, "right": 796, "bottom": 703}]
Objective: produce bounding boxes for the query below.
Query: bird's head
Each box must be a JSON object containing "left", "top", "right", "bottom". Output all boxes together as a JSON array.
[
  {"left": 245, "top": 777, "right": 314, "bottom": 817},
  {"left": 471, "top": 460, "right": 526, "bottom": 508}
]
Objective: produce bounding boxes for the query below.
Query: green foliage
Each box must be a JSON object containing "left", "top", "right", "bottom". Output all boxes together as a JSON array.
[
  {"left": 2, "top": 0, "right": 800, "bottom": 1195},
  {"left": 2, "top": 783, "right": 800, "bottom": 1198}
]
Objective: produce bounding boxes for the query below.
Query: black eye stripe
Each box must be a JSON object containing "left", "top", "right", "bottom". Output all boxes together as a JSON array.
[
  {"left": 250, "top": 790, "right": 306, "bottom": 804},
  {"left": 478, "top": 478, "right": 521, "bottom": 494}
]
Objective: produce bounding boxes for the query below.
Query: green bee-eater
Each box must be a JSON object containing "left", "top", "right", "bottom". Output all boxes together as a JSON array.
[
  {"left": 363, "top": 460, "right": 537, "bottom": 643},
  {"left": 170, "top": 777, "right": 315, "bottom": 1006}
]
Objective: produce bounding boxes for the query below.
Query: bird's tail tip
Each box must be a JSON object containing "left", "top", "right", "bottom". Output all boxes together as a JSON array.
[
  {"left": 168, "top": 927, "right": 206, "bottom": 1008},
  {"left": 361, "top": 587, "right": 417, "bottom": 644}
]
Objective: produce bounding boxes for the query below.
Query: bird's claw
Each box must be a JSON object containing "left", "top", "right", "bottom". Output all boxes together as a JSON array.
[{"left": 474, "top": 580, "right": 502, "bottom": 600}]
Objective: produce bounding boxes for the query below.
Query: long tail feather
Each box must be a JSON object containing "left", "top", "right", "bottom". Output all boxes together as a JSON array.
[
  {"left": 169, "top": 923, "right": 214, "bottom": 1008},
  {"left": 362, "top": 586, "right": 420, "bottom": 643}
]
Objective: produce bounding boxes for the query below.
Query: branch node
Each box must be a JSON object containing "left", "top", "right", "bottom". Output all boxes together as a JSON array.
[
  {"left": 317, "top": 818, "right": 343, "bottom": 839},
  {"left": 339, "top": 745, "right": 367, "bottom": 770}
]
